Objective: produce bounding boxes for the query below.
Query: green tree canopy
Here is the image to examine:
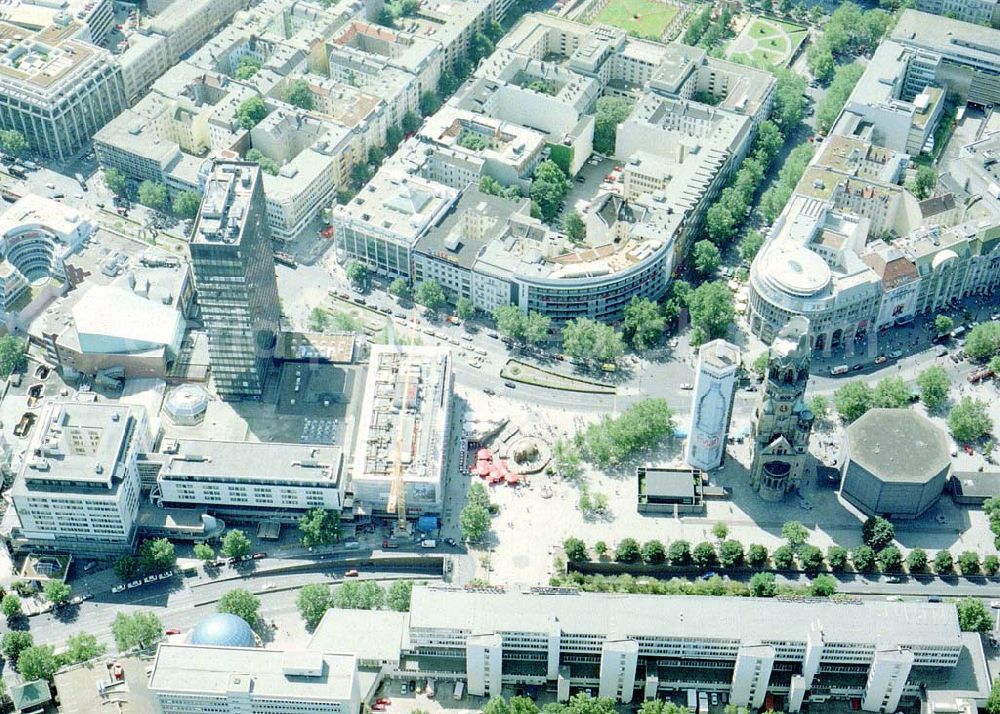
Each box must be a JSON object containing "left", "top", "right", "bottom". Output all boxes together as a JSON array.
[
  {"left": 948, "top": 397, "right": 993, "bottom": 443},
  {"left": 234, "top": 56, "right": 262, "bottom": 80},
  {"left": 827, "top": 545, "right": 849, "bottom": 571},
  {"left": 852, "top": 545, "right": 876, "bottom": 573},
  {"left": 194, "top": 543, "right": 215, "bottom": 561},
  {"left": 17, "top": 644, "right": 58, "bottom": 681},
  {"left": 934, "top": 315, "right": 954, "bottom": 335},
  {"left": 593, "top": 97, "right": 634, "bottom": 155},
  {"left": 622, "top": 297, "right": 665, "bottom": 350},
  {"left": 810, "top": 574, "right": 838, "bottom": 597},
  {"left": 908, "top": 164, "right": 937, "bottom": 200},
  {"left": 172, "top": 190, "right": 202, "bottom": 218},
  {"left": 562, "top": 317, "right": 625, "bottom": 366},
  {"left": 63, "top": 632, "right": 106, "bottom": 664},
  {"left": 42, "top": 580, "right": 71, "bottom": 606},
  {"left": 236, "top": 96, "right": 269, "bottom": 129},
  {"left": 668, "top": 540, "right": 691, "bottom": 566},
  {"left": 111, "top": 611, "right": 162, "bottom": 652},
  {"left": 781, "top": 520, "right": 809, "bottom": 548},
  {"left": 137, "top": 181, "right": 167, "bottom": 211},
  {"left": 386, "top": 580, "right": 414, "bottom": 611},
  {"left": 0, "top": 129, "right": 27, "bottom": 156},
  {"left": 245, "top": 148, "right": 279, "bottom": 175},
  {"left": 692, "top": 239, "right": 721, "bottom": 275},
  {"left": 816, "top": 63, "right": 865, "bottom": 134},
  {"left": 966, "top": 322, "right": 1000, "bottom": 361},
  {"left": 285, "top": 79, "right": 315, "bottom": 109},
  {"left": 917, "top": 366, "right": 950, "bottom": 410},
  {"left": 298, "top": 508, "right": 342, "bottom": 548},
  {"left": 687, "top": 281, "right": 734, "bottom": 343},
  {"left": 834, "top": 381, "right": 874, "bottom": 423},
  {"left": 0, "top": 335, "right": 27, "bottom": 378},
  {"left": 873, "top": 376, "right": 912, "bottom": 408},
  {"left": 957, "top": 597, "right": 992, "bottom": 631},
  {"left": 615, "top": 538, "right": 641, "bottom": 563},
  {"left": 297, "top": 583, "right": 334, "bottom": 629},
  {"left": 578, "top": 398, "right": 673, "bottom": 467},
  {"left": 139, "top": 538, "right": 176, "bottom": 573},
  {"left": 1, "top": 594, "right": 21, "bottom": 619},
  {"left": 456, "top": 297, "right": 475, "bottom": 320},
  {"left": 934, "top": 549, "right": 954, "bottom": 574},
  {"left": 460, "top": 503, "right": 491, "bottom": 543},
  {"left": 564, "top": 211, "right": 586, "bottom": 243},
  {"left": 564, "top": 537, "right": 588, "bottom": 562},
  {"left": 640, "top": 539, "right": 665, "bottom": 564},
  {"left": 907, "top": 548, "right": 928, "bottom": 572},
  {"left": 104, "top": 167, "right": 128, "bottom": 196},
  {"left": 0, "top": 631, "right": 32, "bottom": 665},
  {"left": 389, "top": 277, "right": 411, "bottom": 300},
  {"left": 334, "top": 581, "right": 385, "bottom": 610},
  {"left": 221, "top": 529, "right": 252, "bottom": 559},
  {"left": 415, "top": 280, "right": 446, "bottom": 311},
  {"left": 218, "top": 588, "right": 261, "bottom": 627},
  {"left": 862, "top": 515, "right": 895, "bottom": 551},
  {"left": 746, "top": 543, "right": 768, "bottom": 569},
  {"left": 749, "top": 572, "right": 777, "bottom": 597}
]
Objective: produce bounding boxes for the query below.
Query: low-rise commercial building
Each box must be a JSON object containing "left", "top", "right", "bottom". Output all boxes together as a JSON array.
[
  {"left": 152, "top": 439, "right": 345, "bottom": 523},
  {"left": 148, "top": 645, "right": 361, "bottom": 714}
]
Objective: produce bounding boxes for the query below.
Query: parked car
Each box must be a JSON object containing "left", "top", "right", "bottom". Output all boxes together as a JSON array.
[
  {"left": 444, "top": 537, "right": 457, "bottom": 547},
  {"left": 382, "top": 539, "right": 399, "bottom": 549},
  {"left": 888, "top": 349, "right": 903, "bottom": 359},
  {"left": 165, "top": 628, "right": 183, "bottom": 635},
  {"left": 344, "top": 569, "right": 360, "bottom": 577},
  {"left": 252, "top": 552, "right": 267, "bottom": 560}
]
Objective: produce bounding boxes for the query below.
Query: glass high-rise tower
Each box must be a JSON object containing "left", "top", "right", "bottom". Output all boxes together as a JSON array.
[{"left": 190, "top": 161, "right": 280, "bottom": 399}]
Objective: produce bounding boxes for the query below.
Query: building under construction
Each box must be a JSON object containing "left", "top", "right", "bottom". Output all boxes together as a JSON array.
[{"left": 350, "top": 345, "right": 453, "bottom": 518}]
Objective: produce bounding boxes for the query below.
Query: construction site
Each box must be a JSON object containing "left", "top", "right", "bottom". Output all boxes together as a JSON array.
[{"left": 349, "top": 345, "right": 454, "bottom": 522}]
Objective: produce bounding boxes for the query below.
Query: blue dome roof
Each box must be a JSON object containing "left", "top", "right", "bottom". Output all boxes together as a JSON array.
[{"left": 188, "top": 613, "right": 255, "bottom": 648}]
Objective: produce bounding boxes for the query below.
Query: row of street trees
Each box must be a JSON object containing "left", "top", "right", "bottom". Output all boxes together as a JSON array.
[{"left": 297, "top": 580, "right": 414, "bottom": 629}]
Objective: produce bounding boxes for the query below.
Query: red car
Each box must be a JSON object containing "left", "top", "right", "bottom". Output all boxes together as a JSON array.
[
  {"left": 345, "top": 569, "right": 359, "bottom": 577},
  {"left": 372, "top": 705, "right": 386, "bottom": 711},
  {"left": 165, "top": 628, "right": 182, "bottom": 635},
  {"left": 376, "top": 698, "right": 391, "bottom": 705}
]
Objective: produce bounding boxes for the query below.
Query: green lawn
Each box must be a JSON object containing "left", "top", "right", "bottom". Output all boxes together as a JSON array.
[
  {"left": 592, "top": 0, "right": 679, "bottom": 39},
  {"left": 728, "top": 15, "right": 807, "bottom": 67}
]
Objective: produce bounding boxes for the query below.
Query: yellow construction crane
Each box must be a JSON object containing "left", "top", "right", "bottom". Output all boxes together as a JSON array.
[{"left": 386, "top": 316, "right": 418, "bottom": 536}]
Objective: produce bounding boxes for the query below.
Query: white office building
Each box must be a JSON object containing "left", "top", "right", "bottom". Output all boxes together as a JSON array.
[
  {"left": 730, "top": 645, "right": 775, "bottom": 710},
  {"left": 148, "top": 644, "right": 361, "bottom": 714},
  {"left": 466, "top": 634, "right": 503, "bottom": 697},
  {"left": 10, "top": 400, "right": 151, "bottom": 557},
  {"left": 598, "top": 639, "right": 638, "bottom": 704},
  {"left": 685, "top": 339, "right": 740, "bottom": 471},
  {"left": 152, "top": 439, "right": 345, "bottom": 523},
  {"left": 336, "top": 585, "right": 978, "bottom": 711},
  {"left": 862, "top": 648, "right": 915, "bottom": 714},
  {"left": 0, "top": 22, "right": 126, "bottom": 161}
]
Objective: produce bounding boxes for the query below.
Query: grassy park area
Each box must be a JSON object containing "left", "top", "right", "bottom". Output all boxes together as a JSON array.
[
  {"left": 727, "top": 15, "right": 807, "bottom": 67},
  {"left": 592, "top": 0, "right": 679, "bottom": 39}
]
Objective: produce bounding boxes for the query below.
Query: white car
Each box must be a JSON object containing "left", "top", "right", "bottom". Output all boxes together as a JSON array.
[{"left": 680, "top": 383, "right": 693, "bottom": 390}]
